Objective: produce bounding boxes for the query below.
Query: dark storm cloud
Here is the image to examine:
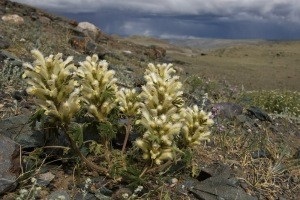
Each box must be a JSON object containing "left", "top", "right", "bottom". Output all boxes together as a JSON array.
[{"left": 12, "top": 0, "right": 300, "bottom": 39}]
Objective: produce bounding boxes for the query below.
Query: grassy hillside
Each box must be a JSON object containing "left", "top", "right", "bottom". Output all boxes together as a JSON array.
[{"left": 124, "top": 36, "right": 300, "bottom": 91}]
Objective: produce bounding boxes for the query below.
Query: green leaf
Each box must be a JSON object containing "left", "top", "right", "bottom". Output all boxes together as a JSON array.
[{"left": 68, "top": 122, "right": 85, "bottom": 147}]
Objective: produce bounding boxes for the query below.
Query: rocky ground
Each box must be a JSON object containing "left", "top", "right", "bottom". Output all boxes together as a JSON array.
[{"left": 0, "top": 0, "right": 299, "bottom": 199}]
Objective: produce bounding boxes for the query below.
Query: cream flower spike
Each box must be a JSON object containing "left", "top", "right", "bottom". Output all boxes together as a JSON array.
[
  {"left": 180, "top": 105, "right": 213, "bottom": 147},
  {"left": 135, "top": 63, "right": 184, "bottom": 165},
  {"left": 78, "top": 54, "right": 118, "bottom": 122},
  {"left": 117, "top": 88, "right": 140, "bottom": 116},
  {"left": 23, "top": 50, "right": 80, "bottom": 124}
]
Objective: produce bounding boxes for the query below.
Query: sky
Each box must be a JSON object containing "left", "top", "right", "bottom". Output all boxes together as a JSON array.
[{"left": 12, "top": 0, "right": 300, "bottom": 40}]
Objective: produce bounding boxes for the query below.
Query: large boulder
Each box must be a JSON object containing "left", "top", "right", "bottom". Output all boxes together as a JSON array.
[
  {"left": 1, "top": 14, "right": 24, "bottom": 24},
  {"left": 76, "top": 21, "right": 100, "bottom": 40}
]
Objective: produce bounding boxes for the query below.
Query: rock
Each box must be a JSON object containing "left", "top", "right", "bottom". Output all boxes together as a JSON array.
[
  {"left": 211, "top": 102, "right": 243, "bottom": 119},
  {"left": 69, "top": 36, "right": 88, "bottom": 52},
  {"left": 47, "top": 190, "right": 70, "bottom": 200},
  {"left": 12, "top": 90, "right": 27, "bottom": 101},
  {"left": 246, "top": 106, "right": 272, "bottom": 122},
  {"left": 293, "top": 148, "right": 300, "bottom": 159},
  {"left": 77, "top": 21, "right": 99, "bottom": 33},
  {"left": 37, "top": 172, "right": 55, "bottom": 187},
  {"left": 84, "top": 40, "right": 98, "bottom": 54},
  {"left": 77, "top": 22, "right": 100, "bottom": 40},
  {"left": 38, "top": 16, "right": 51, "bottom": 24},
  {"left": 178, "top": 163, "right": 257, "bottom": 200},
  {"left": 123, "top": 50, "right": 132, "bottom": 55},
  {"left": 69, "top": 36, "right": 109, "bottom": 57},
  {"left": 251, "top": 149, "right": 271, "bottom": 159},
  {"left": 0, "top": 36, "right": 10, "bottom": 49},
  {"left": 0, "top": 50, "right": 23, "bottom": 72},
  {"left": 0, "top": 134, "right": 21, "bottom": 195},
  {"left": 188, "top": 175, "right": 257, "bottom": 200},
  {"left": 74, "top": 192, "right": 98, "bottom": 200},
  {"left": 0, "top": 51, "right": 7, "bottom": 68},
  {"left": 94, "top": 192, "right": 110, "bottom": 200},
  {"left": 1, "top": 14, "right": 24, "bottom": 24},
  {"left": 236, "top": 114, "right": 248, "bottom": 124},
  {"left": 0, "top": 50, "right": 20, "bottom": 61},
  {"left": 68, "top": 27, "right": 86, "bottom": 37},
  {"left": 85, "top": 40, "right": 108, "bottom": 57},
  {"left": 68, "top": 19, "right": 78, "bottom": 27},
  {"left": 111, "top": 188, "right": 132, "bottom": 200},
  {"left": 0, "top": 114, "right": 45, "bottom": 148},
  {"left": 144, "top": 45, "right": 166, "bottom": 59}
]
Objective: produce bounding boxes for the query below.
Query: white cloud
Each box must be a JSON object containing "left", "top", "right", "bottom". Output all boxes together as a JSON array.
[
  {"left": 12, "top": 0, "right": 300, "bottom": 23},
  {"left": 121, "top": 21, "right": 155, "bottom": 36}
]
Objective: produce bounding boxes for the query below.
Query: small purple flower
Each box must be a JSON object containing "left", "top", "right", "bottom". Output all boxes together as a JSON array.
[{"left": 211, "top": 105, "right": 221, "bottom": 118}]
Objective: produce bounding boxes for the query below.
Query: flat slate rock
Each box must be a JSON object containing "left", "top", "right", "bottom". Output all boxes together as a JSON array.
[
  {"left": 0, "top": 134, "right": 21, "bottom": 195},
  {"left": 179, "top": 163, "right": 257, "bottom": 200},
  {"left": 188, "top": 176, "right": 257, "bottom": 200},
  {"left": 0, "top": 114, "right": 45, "bottom": 148},
  {"left": 246, "top": 106, "right": 272, "bottom": 122}
]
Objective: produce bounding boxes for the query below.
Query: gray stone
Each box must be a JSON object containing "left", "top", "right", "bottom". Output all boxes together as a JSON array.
[
  {"left": 0, "top": 114, "right": 45, "bottom": 148},
  {"left": 188, "top": 176, "right": 257, "bottom": 200},
  {"left": 94, "top": 192, "right": 110, "bottom": 200},
  {"left": 38, "top": 16, "right": 51, "bottom": 24},
  {"left": 0, "top": 134, "right": 21, "bottom": 195},
  {"left": 236, "top": 114, "right": 248, "bottom": 124},
  {"left": 0, "top": 50, "right": 19, "bottom": 61},
  {"left": 6, "top": 59, "right": 23, "bottom": 68},
  {"left": 37, "top": 172, "right": 55, "bottom": 187},
  {"left": 178, "top": 163, "right": 257, "bottom": 200},
  {"left": 47, "top": 190, "right": 70, "bottom": 200},
  {"left": 251, "top": 149, "right": 271, "bottom": 159},
  {"left": 74, "top": 192, "right": 98, "bottom": 200},
  {"left": 85, "top": 40, "right": 109, "bottom": 56},
  {"left": 0, "top": 36, "right": 10, "bottom": 49},
  {"left": 246, "top": 106, "right": 272, "bottom": 122},
  {"left": 293, "top": 148, "right": 300, "bottom": 159},
  {"left": 211, "top": 102, "right": 243, "bottom": 119}
]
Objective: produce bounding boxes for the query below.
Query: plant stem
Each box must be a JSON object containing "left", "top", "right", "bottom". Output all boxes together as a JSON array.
[
  {"left": 146, "top": 160, "right": 173, "bottom": 174},
  {"left": 62, "top": 125, "right": 109, "bottom": 175},
  {"left": 104, "top": 139, "right": 112, "bottom": 168},
  {"left": 121, "top": 117, "right": 132, "bottom": 154}
]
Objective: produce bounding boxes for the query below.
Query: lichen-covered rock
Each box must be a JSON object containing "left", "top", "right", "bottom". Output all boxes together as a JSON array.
[
  {"left": 76, "top": 21, "right": 100, "bottom": 40},
  {"left": 1, "top": 14, "right": 24, "bottom": 24}
]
